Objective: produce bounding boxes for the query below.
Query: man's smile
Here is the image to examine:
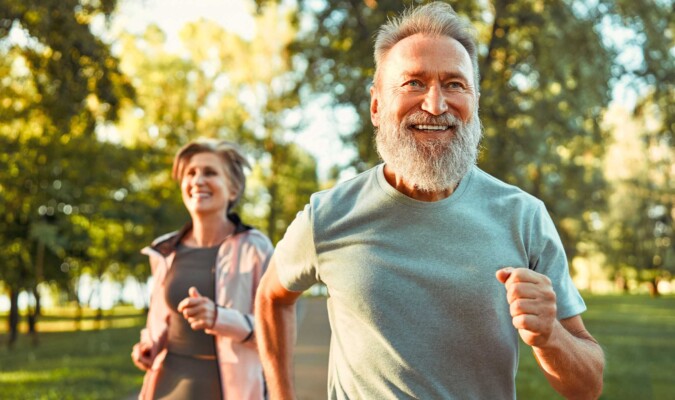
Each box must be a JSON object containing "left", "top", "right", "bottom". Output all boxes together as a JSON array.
[
  {"left": 408, "top": 123, "right": 457, "bottom": 136},
  {"left": 413, "top": 124, "right": 450, "bottom": 131}
]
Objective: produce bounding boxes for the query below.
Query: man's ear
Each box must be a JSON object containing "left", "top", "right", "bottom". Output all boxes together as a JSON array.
[{"left": 370, "top": 85, "right": 380, "bottom": 127}]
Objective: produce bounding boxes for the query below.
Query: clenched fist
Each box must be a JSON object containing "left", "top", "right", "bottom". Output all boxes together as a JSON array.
[
  {"left": 177, "top": 286, "right": 218, "bottom": 331},
  {"left": 496, "top": 267, "right": 557, "bottom": 347}
]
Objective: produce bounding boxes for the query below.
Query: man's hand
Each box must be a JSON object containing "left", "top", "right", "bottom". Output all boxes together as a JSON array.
[
  {"left": 496, "top": 267, "right": 557, "bottom": 347},
  {"left": 131, "top": 341, "right": 153, "bottom": 371},
  {"left": 177, "top": 287, "right": 217, "bottom": 331}
]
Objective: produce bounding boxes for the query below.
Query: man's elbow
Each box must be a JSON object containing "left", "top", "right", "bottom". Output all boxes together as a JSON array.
[
  {"left": 564, "top": 352, "right": 605, "bottom": 400},
  {"left": 583, "top": 341, "right": 605, "bottom": 400},
  {"left": 588, "top": 353, "right": 605, "bottom": 399}
]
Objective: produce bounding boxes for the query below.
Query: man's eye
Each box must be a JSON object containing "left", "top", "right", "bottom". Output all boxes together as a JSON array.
[
  {"left": 406, "top": 80, "right": 423, "bottom": 87},
  {"left": 447, "top": 82, "right": 464, "bottom": 89}
]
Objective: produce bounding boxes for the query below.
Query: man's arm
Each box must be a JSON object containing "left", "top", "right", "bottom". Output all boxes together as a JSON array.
[
  {"left": 496, "top": 268, "right": 604, "bottom": 399},
  {"left": 255, "top": 257, "right": 303, "bottom": 400},
  {"left": 532, "top": 315, "right": 604, "bottom": 399}
]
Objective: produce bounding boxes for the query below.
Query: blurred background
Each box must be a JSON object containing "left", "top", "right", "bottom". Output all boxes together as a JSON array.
[{"left": 0, "top": 0, "right": 673, "bottom": 399}]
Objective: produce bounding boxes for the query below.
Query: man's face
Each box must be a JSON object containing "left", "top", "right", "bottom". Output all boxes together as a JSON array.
[{"left": 371, "top": 33, "right": 482, "bottom": 192}]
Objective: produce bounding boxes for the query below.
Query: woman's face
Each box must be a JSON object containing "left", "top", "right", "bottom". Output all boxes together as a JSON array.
[{"left": 180, "top": 152, "right": 234, "bottom": 218}]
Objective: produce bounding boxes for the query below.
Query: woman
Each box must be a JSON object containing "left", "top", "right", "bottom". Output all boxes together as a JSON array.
[{"left": 131, "top": 138, "right": 273, "bottom": 399}]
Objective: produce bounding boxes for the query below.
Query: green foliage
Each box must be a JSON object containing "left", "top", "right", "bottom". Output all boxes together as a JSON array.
[
  {"left": 114, "top": 3, "right": 319, "bottom": 244},
  {"left": 601, "top": 104, "right": 673, "bottom": 291},
  {"left": 0, "top": 0, "right": 130, "bottom": 128},
  {"left": 244, "top": 142, "right": 319, "bottom": 243},
  {"left": 0, "top": 1, "right": 320, "bottom": 318},
  {"left": 0, "top": 0, "right": 135, "bottom": 300}
]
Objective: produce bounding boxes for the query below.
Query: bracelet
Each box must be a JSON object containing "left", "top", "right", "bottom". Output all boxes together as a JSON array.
[{"left": 241, "top": 314, "right": 254, "bottom": 342}]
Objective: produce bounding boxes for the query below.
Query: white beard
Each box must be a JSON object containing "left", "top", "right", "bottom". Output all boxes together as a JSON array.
[
  {"left": 375, "top": 108, "right": 482, "bottom": 193},
  {"left": 375, "top": 110, "right": 482, "bottom": 192}
]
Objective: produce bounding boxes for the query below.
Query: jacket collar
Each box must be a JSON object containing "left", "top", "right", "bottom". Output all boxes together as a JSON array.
[{"left": 152, "top": 213, "right": 252, "bottom": 257}]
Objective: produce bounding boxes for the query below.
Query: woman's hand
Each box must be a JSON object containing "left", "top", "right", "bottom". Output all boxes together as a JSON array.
[
  {"left": 131, "top": 341, "right": 153, "bottom": 371},
  {"left": 177, "top": 286, "right": 218, "bottom": 331}
]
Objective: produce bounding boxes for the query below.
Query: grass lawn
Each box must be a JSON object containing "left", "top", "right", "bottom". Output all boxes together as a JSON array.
[
  {"left": 0, "top": 306, "right": 145, "bottom": 400},
  {"left": 515, "top": 294, "right": 675, "bottom": 400},
  {"left": 1, "top": 295, "right": 674, "bottom": 399}
]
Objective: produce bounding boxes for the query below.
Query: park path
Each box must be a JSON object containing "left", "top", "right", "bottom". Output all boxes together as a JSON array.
[{"left": 294, "top": 297, "right": 330, "bottom": 399}]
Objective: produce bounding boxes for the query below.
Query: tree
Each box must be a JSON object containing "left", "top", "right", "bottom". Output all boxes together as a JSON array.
[
  {"left": 602, "top": 103, "right": 674, "bottom": 295},
  {"left": 112, "top": 2, "right": 318, "bottom": 247},
  {"left": 0, "top": 0, "right": 133, "bottom": 345}
]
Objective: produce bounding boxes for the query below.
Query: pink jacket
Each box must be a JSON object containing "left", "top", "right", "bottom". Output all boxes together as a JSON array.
[{"left": 137, "top": 216, "right": 273, "bottom": 399}]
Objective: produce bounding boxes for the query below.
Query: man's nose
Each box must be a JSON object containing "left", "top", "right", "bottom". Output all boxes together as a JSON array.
[{"left": 421, "top": 85, "right": 448, "bottom": 116}]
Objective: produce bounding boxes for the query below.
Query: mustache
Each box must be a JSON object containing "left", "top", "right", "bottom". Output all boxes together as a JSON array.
[{"left": 403, "top": 112, "right": 463, "bottom": 127}]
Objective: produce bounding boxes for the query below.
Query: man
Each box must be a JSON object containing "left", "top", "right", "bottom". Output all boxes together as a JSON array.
[{"left": 255, "top": 2, "right": 604, "bottom": 399}]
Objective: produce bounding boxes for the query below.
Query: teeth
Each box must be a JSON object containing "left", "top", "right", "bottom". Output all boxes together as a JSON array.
[
  {"left": 192, "top": 192, "right": 210, "bottom": 198},
  {"left": 415, "top": 125, "right": 449, "bottom": 131}
]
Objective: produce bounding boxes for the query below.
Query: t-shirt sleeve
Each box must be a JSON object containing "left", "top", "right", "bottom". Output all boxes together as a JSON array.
[
  {"left": 274, "top": 204, "right": 320, "bottom": 292},
  {"left": 529, "top": 201, "right": 587, "bottom": 320}
]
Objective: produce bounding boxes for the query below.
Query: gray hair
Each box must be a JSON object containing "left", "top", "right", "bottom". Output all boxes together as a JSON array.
[
  {"left": 172, "top": 138, "right": 250, "bottom": 211},
  {"left": 373, "top": 2, "right": 480, "bottom": 89}
]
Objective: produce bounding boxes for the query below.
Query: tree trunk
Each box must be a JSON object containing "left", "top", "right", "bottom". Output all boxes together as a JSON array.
[
  {"left": 648, "top": 277, "right": 660, "bottom": 297},
  {"left": 27, "top": 287, "right": 40, "bottom": 346},
  {"left": 94, "top": 268, "right": 105, "bottom": 330},
  {"left": 29, "top": 239, "right": 45, "bottom": 342},
  {"left": 72, "top": 277, "right": 83, "bottom": 331},
  {"left": 614, "top": 273, "right": 630, "bottom": 293},
  {"left": 7, "top": 287, "right": 20, "bottom": 349},
  {"left": 75, "top": 300, "right": 83, "bottom": 331}
]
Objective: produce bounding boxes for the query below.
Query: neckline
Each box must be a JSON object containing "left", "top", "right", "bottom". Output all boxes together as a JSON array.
[
  {"left": 177, "top": 241, "right": 224, "bottom": 250},
  {"left": 375, "top": 163, "right": 473, "bottom": 209}
]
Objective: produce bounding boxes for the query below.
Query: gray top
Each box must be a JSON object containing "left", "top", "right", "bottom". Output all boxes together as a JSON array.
[
  {"left": 165, "top": 244, "right": 219, "bottom": 357},
  {"left": 275, "top": 164, "right": 586, "bottom": 399}
]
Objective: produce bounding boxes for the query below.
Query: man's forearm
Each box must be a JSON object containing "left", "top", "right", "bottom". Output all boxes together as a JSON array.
[
  {"left": 255, "top": 291, "right": 298, "bottom": 399},
  {"left": 533, "top": 319, "right": 604, "bottom": 400}
]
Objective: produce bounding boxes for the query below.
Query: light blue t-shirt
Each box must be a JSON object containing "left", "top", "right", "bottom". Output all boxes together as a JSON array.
[{"left": 275, "top": 164, "right": 586, "bottom": 399}]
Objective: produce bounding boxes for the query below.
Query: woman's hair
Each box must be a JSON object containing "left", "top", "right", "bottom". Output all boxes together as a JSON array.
[
  {"left": 172, "top": 138, "right": 251, "bottom": 211},
  {"left": 373, "top": 2, "right": 479, "bottom": 89}
]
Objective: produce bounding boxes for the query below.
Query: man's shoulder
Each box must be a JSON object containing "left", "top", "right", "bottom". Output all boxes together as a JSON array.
[
  {"left": 471, "top": 166, "right": 543, "bottom": 207},
  {"left": 310, "top": 165, "right": 379, "bottom": 207}
]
